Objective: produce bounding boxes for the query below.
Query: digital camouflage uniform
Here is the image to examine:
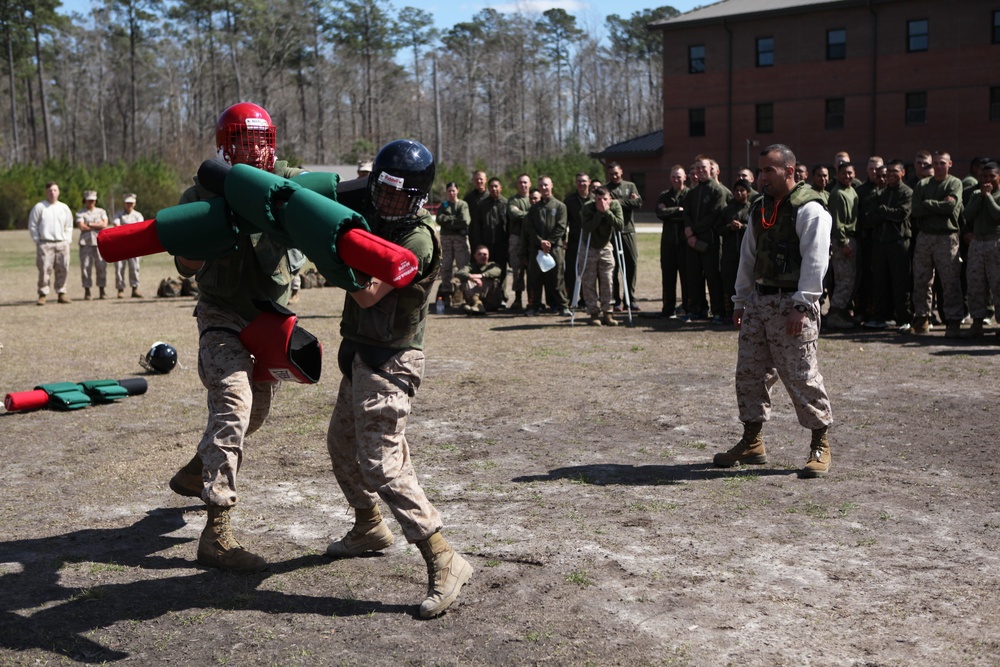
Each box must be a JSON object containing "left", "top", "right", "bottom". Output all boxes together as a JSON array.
[
  {"left": 77, "top": 206, "right": 110, "bottom": 291},
  {"left": 112, "top": 207, "right": 145, "bottom": 291},
  {"left": 964, "top": 187, "right": 1000, "bottom": 320},
  {"left": 607, "top": 179, "right": 642, "bottom": 306},
  {"left": 507, "top": 194, "right": 531, "bottom": 300},
  {"left": 456, "top": 259, "right": 502, "bottom": 310},
  {"left": 435, "top": 198, "right": 471, "bottom": 299},
  {"left": 911, "top": 174, "right": 965, "bottom": 322},
  {"left": 327, "top": 209, "right": 444, "bottom": 543},
  {"left": 178, "top": 160, "right": 304, "bottom": 507},
  {"left": 828, "top": 182, "right": 859, "bottom": 311},
  {"left": 580, "top": 198, "right": 623, "bottom": 316},
  {"left": 734, "top": 182, "right": 833, "bottom": 429}
]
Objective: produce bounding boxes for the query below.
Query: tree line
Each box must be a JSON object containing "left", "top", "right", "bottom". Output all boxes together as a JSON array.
[{"left": 0, "top": 0, "right": 677, "bottom": 226}]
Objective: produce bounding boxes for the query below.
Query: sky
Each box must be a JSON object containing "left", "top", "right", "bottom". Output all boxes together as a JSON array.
[{"left": 57, "top": 0, "right": 706, "bottom": 36}]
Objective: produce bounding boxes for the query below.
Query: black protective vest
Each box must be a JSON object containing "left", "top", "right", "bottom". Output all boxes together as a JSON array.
[
  {"left": 341, "top": 211, "right": 441, "bottom": 350},
  {"left": 752, "top": 182, "right": 826, "bottom": 289}
]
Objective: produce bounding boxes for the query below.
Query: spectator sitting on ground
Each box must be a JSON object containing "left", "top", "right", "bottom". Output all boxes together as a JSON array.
[{"left": 456, "top": 245, "right": 502, "bottom": 315}]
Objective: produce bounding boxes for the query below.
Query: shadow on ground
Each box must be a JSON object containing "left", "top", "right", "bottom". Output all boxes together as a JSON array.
[{"left": 0, "top": 507, "right": 410, "bottom": 663}]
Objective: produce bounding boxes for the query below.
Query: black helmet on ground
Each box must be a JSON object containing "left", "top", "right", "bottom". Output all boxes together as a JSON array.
[
  {"left": 368, "top": 139, "right": 435, "bottom": 220},
  {"left": 140, "top": 342, "right": 178, "bottom": 374}
]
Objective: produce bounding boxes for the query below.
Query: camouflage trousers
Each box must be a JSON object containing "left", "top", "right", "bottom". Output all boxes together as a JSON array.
[
  {"left": 439, "top": 234, "right": 470, "bottom": 294},
  {"left": 735, "top": 291, "right": 833, "bottom": 429},
  {"left": 912, "top": 232, "right": 963, "bottom": 320},
  {"left": 461, "top": 277, "right": 499, "bottom": 308},
  {"left": 196, "top": 301, "right": 278, "bottom": 507},
  {"left": 327, "top": 348, "right": 442, "bottom": 543},
  {"left": 114, "top": 258, "right": 140, "bottom": 291},
  {"left": 966, "top": 234, "right": 1000, "bottom": 319},
  {"left": 829, "top": 238, "right": 858, "bottom": 310},
  {"left": 79, "top": 246, "right": 107, "bottom": 289},
  {"left": 35, "top": 241, "right": 70, "bottom": 295},
  {"left": 580, "top": 244, "right": 614, "bottom": 315}
]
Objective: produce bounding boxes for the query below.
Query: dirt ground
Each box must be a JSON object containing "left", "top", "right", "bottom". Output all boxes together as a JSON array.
[{"left": 1, "top": 229, "right": 999, "bottom": 667}]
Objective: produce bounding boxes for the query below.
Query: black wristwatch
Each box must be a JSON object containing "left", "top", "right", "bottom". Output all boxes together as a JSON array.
[{"left": 794, "top": 304, "right": 808, "bottom": 313}]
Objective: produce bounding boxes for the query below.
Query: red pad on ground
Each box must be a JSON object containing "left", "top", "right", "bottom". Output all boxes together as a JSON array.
[{"left": 4, "top": 389, "right": 50, "bottom": 412}]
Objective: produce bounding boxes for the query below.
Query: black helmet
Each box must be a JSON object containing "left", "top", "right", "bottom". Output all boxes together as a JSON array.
[
  {"left": 140, "top": 341, "right": 177, "bottom": 374},
  {"left": 368, "top": 139, "right": 435, "bottom": 220}
]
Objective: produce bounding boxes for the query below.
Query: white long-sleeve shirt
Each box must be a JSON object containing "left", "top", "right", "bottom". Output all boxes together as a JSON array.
[
  {"left": 28, "top": 200, "right": 74, "bottom": 244},
  {"left": 733, "top": 200, "right": 831, "bottom": 310}
]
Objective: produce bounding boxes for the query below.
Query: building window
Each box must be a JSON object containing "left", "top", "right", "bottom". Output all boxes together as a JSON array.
[
  {"left": 689, "top": 108, "right": 705, "bottom": 137},
  {"left": 991, "top": 87, "right": 1000, "bottom": 121},
  {"left": 825, "top": 98, "right": 845, "bottom": 129},
  {"left": 908, "top": 19, "right": 928, "bottom": 52},
  {"left": 756, "top": 103, "right": 773, "bottom": 134},
  {"left": 827, "top": 29, "right": 846, "bottom": 60},
  {"left": 756, "top": 37, "right": 774, "bottom": 67},
  {"left": 906, "top": 92, "right": 927, "bottom": 125},
  {"left": 689, "top": 45, "right": 705, "bottom": 74},
  {"left": 993, "top": 11, "right": 1000, "bottom": 43}
]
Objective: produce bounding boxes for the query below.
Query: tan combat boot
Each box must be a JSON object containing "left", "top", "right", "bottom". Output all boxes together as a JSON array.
[
  {"left": 800, "top": 426, "right": 832, "bottom": 478},
  {"left": 911, "top": 316, "right": 930, "bottom": 334},
  {"left": 36, "top": 294, "right": 46, "bottom": 306},
  {"left": 601, "top": 312, "right": 618, "bottom": 327},
  {"left": 117, "top": 289, "right": 125, "bottom": 299},
  {"left": 84, "top": 288, "right": 92, "bottom": 301},
  {"left": 169, "top": 454, "right": 204, "bottom": 498},
  {"left": 99, "top": 287, "right": 107, "bottom": 300},
  {"left": 326, "top": 505, "right": 395, "bottom": 557},
  {"left": 131, "top": 287, "right": 144, "bottom": 298},
  {"left": 197, "top": 505, "right": 267, "bottom": 572},
  {"left": 57, "top": 293, "right": 71, "bottom": 304},
  {"left": 471, "top": 294, "right": 485, "bottom": 315},
  {"left": 416, "top": 531, "right": 473, "bottom": 618},
  {"left": 945, "top": 320, "right": 962, "bottom": 338},
  {"left": 287, "top": 289, "right": 300, "bottom": 304},
  {"left": 588, "top": 313, "right": 603, "bottom": 326},
  {"left": 713, "top": 422, "right": 767, "bottom": 467}
]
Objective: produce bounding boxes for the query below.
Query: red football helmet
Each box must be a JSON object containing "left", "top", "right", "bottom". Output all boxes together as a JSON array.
[{"left": 216, "top": 102, "right": 276, "bottom": 172}]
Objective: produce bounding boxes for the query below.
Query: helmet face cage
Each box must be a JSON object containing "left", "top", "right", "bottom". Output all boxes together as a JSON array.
[
  {"left": 216, "top": 103, "right": 276, "bottom": 172},
  {"left": 367, "top": 140, "right": 435, "bottom": 220},
  {"left": 369, "top": 171, "right": 428, "bottom": 220},
  {"left": 139, "top": 342, "right": 177, "bottom": 374}
]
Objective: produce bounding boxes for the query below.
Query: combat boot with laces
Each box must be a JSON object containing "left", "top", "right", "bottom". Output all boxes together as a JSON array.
[
  {"left": 800, "top": 426, "right": 832, "bottom": 478},
  {"left": 713, "top": 422, "right": 767, "bottom": 467},
  {"left": 416, "top": 531, "right": 473, "bottom": 618},
  {"left": 326, "top": 504, "right": 395, "bottom": 557}
]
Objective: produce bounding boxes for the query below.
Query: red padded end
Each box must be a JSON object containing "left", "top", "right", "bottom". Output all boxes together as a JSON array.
[
  {"left": 97, "top": 219, "right": 164, "bottom": 262},
  {"left": 338, "top": 228, "right": 419, "bottom": 289},
  {"left": 4, "top": 389, "right": 50, "bottom": 412}
]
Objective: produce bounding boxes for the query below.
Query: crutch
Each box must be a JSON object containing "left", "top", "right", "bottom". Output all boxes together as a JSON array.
[
  {"left": 614, "top": 230, "right": 634, "bottom": 326},
  {"left": 570, "top": 232, "right": 591, "bottom": 326}
]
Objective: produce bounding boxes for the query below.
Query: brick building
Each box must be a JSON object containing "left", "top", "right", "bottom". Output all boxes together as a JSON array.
[{"left": 629, "top": 0, "right": 1000, "bottom": 195}]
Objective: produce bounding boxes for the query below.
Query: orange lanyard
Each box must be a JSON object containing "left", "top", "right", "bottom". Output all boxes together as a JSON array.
[{"left": 760, "top": 195, "right": 786, "bottom": 230}]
